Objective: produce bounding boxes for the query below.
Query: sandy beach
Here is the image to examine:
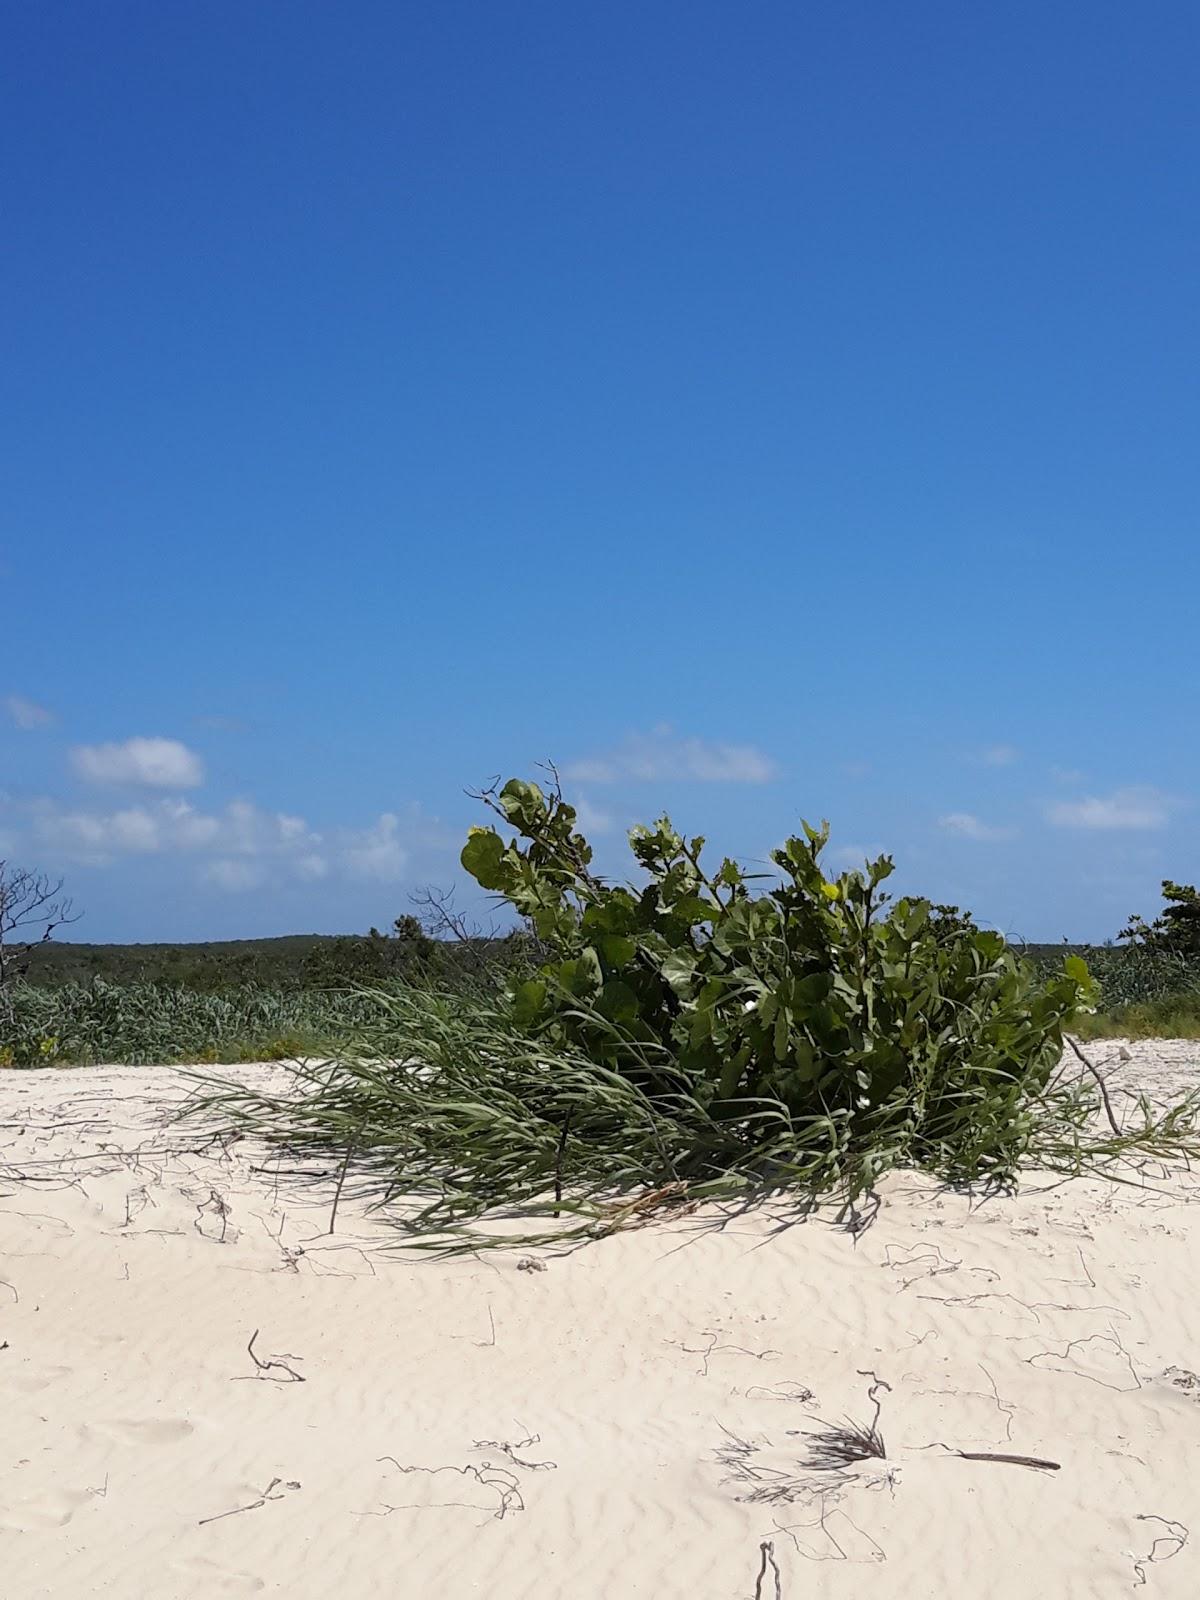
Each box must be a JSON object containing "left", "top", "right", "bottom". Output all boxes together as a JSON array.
[{"left": 3, "top": 1045, "right": 1199, "bottom": 1598}]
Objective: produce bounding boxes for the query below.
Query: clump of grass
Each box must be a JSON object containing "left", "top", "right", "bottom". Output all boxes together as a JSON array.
[
  {"left": 1077, "top": 990, "right": 1200, "bottom": 1041},
  {"left": 184, "top": 985, "right": 781, "bottom": 1249},
  {"left": 181, "top": 983, "right": 1200, "bottom": 1253}
]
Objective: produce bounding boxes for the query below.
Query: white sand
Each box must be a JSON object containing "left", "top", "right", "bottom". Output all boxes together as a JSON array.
[{"left": 3, "top": 1044, "right": 1200, "bottom": 1598}]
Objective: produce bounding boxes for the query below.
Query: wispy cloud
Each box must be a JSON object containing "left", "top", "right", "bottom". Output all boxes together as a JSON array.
[
  {"left": 203, "top": 859, "right": 265, "bottom": 893},
  {"left": 938, "top": 811, "right": 1016, "bottom": 842},
  {"left": 32, "top": 797, "right": 318, "bottom": 867},
  {"left": 565, "top": 727, "right": 776, "bottom": 785},
  {"left": 1046, "top": 786, "right": 1173, "bottom": 831},
  {"left": 340, "top": 813, "right": 410, "bottom": 881},
  {"left": 5, "top": 693, "right": 55, "bottom": 730},
  {"left": 976, "top": 744, "right": 1020, "bottom": 767},
  {"left": 71, "top": 736, "right": 205, "bottom": 790},
  {"left": 335, "top": 805, "right": 457, "bottom": 882},
  {"left": 571, "top": 796, "right": 613, "bottom": 836},
  {"left": 19, "top": 790, "right": 455, "bottom": 891}
]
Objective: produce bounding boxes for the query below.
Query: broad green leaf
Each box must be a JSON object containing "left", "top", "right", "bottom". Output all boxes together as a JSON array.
[
  {"left": 598, "top": 979, "right": 639, "bottom": 1024},
  {"left": 672, "top": 894, "right": 719, "bottom": 926},
  {"left": 511, "top": 979, "right": 546, "bottom": 1027},
  {"left": 599, "top": 934, "right": 637, "bottom": 968},
  {"left": 566, "top": 946, "right": 603, "bottom": 997},
  {"left": 498, "top": 778, "right": 546, "bottom": 830},
  {"left": 974, "top": 931, "right": 1006, "bottom": 963},
  {"left": 662, "top": 950, "right": 699, "bottom": 997},
  {"left": 460, "top": 828, "right": 507, "bottom": 890}
]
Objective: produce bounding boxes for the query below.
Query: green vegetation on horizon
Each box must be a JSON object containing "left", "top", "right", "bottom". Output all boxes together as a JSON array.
[
  {"left": 0, "top": 980, "right": 408, "bottom": 1067},
  {"left": 17, "top": 922, "right": 495, "bottom": 991},
  {"left": 4, "top": 850, "right": 1200, "bottom": 1065}
]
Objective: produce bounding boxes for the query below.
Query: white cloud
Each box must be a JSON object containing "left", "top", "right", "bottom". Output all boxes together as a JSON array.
[
  {"left": 17, "top": 791, "right": 453, "bottom": 889},
  {"left": 572, "top": 796, "right": 613, "bottom": 836},
  {"left": 341, "top": 813, "right": 409, "bottom": 881},
  {"left": 5, "top": 693, "right": 55, "bottom": 730},
  {"left": 71, "top": 736, "right": 205, "bottom": 789},
  {"left": 218, "top": 800, "right": 317, "bottom": 857},
  {"left": 36, "top": 805, "right": 164, "bottom": 859},
  {"left": 1046, "top": 787, "right": 1173, "bottom": 831},
  {"left": 204, "top": 859, "right": 265, "bottom": 893},
  {"left": 938, "top": 812, "right": 1015, "bottom": 842},
  {"left": 977, "top": 744, "right": 1020, "bottom": 767},
  {"left": 566, "top": 758, "right": 621, "bottom": 783},
  {"left": 32, "top": 797, "right": 320, "bottom": 867},
  {"left": 564, "top": 728, "right": 776, "bottom": 785}
]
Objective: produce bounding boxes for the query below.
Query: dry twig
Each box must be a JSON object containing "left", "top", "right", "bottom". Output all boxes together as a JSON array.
[
  {"left": 472, "top": 1427, "right": 556, "bottom": 1471},
  {"left": 236, "top": 1329, "right": 306, "bottom": 1384},
  {"left": 1132, "top": 1514, "right": 1188, "bottom": 1585},
  {"left": 199, "top": 1477, "right": 300, "bottom": 1526},
  {"left": 373, "top": 1455, "right": 525, "bottom": 1521},
  {"left": 1064, "top": 1036, "right": 1123, "bottom": 1138},
  {"left": 753, "top": 1539, "right": 782, "bottom": 1599}
]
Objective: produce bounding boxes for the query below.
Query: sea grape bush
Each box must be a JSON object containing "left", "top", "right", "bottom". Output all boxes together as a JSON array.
[
  {"left": 171, "top": 784, "right": 1196, "bottom": 1251},
  {"left": 1056, "top": 881, "right": 1200, "bottom": 1014},
  {"left": 462, "top": 777, "right": 1096, "bottom": 1177},
  {"left": 1120, "top": 881, "right": 1200, "bottom": 960}
]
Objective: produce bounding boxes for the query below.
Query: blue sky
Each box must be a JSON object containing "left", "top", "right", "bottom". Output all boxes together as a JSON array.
[{"left": 2, "top": 2, "right": 1197, "bottom": 943}]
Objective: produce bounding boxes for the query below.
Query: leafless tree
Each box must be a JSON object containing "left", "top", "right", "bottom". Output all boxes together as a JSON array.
[
  {"left": 409, "top": 883, "right": 495, "bottom": 949},
  {"left": 0, "top": 862, "right": 79, "bottom": 1023}
]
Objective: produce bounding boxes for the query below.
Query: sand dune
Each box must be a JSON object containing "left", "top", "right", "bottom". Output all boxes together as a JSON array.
[{"left": 3, "top": 1046, "right": 1200, "bottom": 1598}]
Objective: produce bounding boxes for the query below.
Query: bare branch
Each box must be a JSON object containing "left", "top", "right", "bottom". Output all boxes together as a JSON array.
[
  {"left": 0, "top": 861, "right": 80, "bottom": 1003},
  {"left": 235, "top": 1328, "right": 306, "bottom": 1384},
  {"left": 1064, "top": 1035, "right": 1123, "bottom": 1138}
]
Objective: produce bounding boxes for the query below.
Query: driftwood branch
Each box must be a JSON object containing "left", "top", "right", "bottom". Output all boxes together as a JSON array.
[
  {"left": 1064, "top": 1036, "right": 1123, "bottom": 1138},
  {"left": 198, "top": 1476, "right": 300, "bottom": 1526}
]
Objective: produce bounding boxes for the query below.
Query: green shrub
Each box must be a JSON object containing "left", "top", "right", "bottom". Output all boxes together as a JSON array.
[
  {"left": 1120, "top": 880, "right": 1200, "bottom": 959},
  {"left": 459, "top": 777, "right": 1094, "bottom": 1190},
  {"left": 181, "top": 780, "right": 1200, "bottom": 1251},
  {"left": 1082, "top": 945, "right": 1200, "bottom": 1012}
]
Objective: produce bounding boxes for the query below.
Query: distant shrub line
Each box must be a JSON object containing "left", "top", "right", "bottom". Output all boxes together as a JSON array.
[
  {"left": 0, "top": 979, "right": 403, "bottom": 1067},
  {"left": 4, "top": 901, "right": 1199, "bottom": 1070}
]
